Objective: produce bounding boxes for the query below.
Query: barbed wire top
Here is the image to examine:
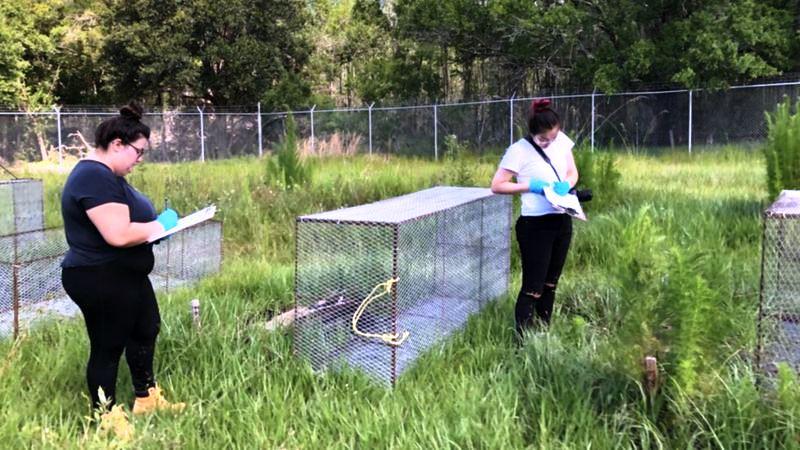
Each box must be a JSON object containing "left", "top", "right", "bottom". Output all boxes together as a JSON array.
[
  {"left": 766, "top": 190, "right": 800, "bottom": 218},
  {"left": 299, "top": 187, "right": 496, "bottom": 224}
]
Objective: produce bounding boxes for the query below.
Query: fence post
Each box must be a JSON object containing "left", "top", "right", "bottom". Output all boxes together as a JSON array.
[
  {"left": 310, "top": 105, "right": 316, "bottom": 155},
  {"left": 368, "top": 102, "right": 374, "bottom": 156},
  {"left": 257, "top": 102, "right": 263, "bottom": 158},
  {"left": 54, "top": 105, "right": 62, "bottom": 165},
  {"left": 688, "top": 90, "right": 693, "bottom": 154},
  {"left": 591, "top": 90, "right": 596, "bottom": 153},
  {"left": 509, "top": 92, "right": 516, "bottom": 146},
  {"left": 197, "top": 106, "right": 206, "bottom": 162},
  {"left": 433, "top": 102, "right": 438, "bottom": 161},
  {"left": 12, "top": 261, "right": 19, "bottom": 339}
]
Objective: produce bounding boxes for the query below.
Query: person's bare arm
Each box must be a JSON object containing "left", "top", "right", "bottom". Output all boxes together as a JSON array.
[
  {"left": 86, "top": 203, "right": 163, "bottom": 247},
  {"left": 491, "top": 168, "right": 529, "bottom": 194},
  {"left": 565, "top": 150, "right": 579, "bottom": 187}
]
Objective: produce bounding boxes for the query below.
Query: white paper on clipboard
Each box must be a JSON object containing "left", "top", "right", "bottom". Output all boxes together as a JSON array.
[
  {"left": 543, "top": 187, "right": 587, "bottom": 221},
  {"left": 147, "top": 205, "right": 217, "bottom": 243}
]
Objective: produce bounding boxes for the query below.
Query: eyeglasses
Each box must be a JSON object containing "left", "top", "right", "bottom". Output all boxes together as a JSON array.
[{"left": 127, "top": 142, "right": 148, "bottom": 158}]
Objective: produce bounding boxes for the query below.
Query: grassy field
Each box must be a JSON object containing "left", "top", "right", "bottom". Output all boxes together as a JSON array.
[{"left": 1, "top": 148, "right": 799, "bottom": 449}]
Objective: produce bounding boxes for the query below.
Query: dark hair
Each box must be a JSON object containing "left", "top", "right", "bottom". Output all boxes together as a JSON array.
[
  {"left": 527, "top": 98, "right": 561, "bottom": 136},
  {"left": 94, "top": 102, "right": 150, "bottom": 150}
]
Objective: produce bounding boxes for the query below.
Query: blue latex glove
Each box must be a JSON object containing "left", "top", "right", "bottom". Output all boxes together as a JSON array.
[
  {"left": 528, "top": 179, "right": 550, "bottom": 194},
  {"left": 156, "top": 208, "right": 178, "bottom": 231},
  {"left": 553, "top": 181, "right": 571, "bottom": 196}
]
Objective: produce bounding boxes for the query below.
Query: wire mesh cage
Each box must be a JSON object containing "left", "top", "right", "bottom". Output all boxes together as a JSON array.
[
  {"left": 758, "top": 190, "right": 800, "bottom": 376},
  {"left": 0, "top": 220, "right": 223, "bottom": 338},
  {"left": 150, "top": 220, "right": 224, "bottom": 291},
  {"left": 0, "top": 228, "right": 71, "bottom": 337},
  {"left": 294, "top": 186, "right": 512, "bottom": 385},
  {"left": 0, "top": 179, "right": 44, "bottom": 236}
]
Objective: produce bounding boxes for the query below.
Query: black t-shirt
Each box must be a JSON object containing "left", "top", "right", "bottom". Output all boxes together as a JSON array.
[{"left": 61, "top": 160, "right": 157, "bottom": 272}]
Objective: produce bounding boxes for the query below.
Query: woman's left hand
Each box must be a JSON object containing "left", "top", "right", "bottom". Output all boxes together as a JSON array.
[
  {"left": 156, "top": 208, "right": 179, "bottom": 231},
  {"left": 553, "top": 181, "right": 570, "bottom": 196}
]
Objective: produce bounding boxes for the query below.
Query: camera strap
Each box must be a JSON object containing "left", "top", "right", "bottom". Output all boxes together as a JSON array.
[{"left": 523, "top": 135, "right": 562, "bottom": 182}]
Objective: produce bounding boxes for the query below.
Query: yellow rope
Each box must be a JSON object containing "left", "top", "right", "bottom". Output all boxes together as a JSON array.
[{"left": 351, "top": 278, "right": 409, "bottom": 346}]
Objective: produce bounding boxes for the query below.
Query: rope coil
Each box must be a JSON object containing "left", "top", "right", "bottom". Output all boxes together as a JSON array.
[{"left": 351, "top": 278, "right": 409, "bottom": 346}]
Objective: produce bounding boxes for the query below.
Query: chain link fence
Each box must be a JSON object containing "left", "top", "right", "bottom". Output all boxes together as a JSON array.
[
  {"left": 758, "top": 190, "right": 800, "bottom": 377},
  {"left": 294, "top": 187, "right": 511, "bottom": 385},
  {"left": 1, "top": 80, "right": 799, "bottom": 163}
]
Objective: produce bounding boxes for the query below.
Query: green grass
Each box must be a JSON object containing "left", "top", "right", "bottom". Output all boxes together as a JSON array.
[{"left": 2, "top": 148, "right": 800, "bottom": 449}]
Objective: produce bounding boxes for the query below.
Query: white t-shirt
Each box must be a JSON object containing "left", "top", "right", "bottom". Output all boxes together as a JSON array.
[{"left": 498, "top": 131, "right": 575, "bottom": 216}]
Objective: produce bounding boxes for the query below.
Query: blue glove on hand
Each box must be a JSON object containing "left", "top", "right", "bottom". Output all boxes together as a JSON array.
[
  {"left": 156, "top": 208, "right": 178, "bottom": 231},
  {"left": 553, "top": 181, "right": 571, "bottom": 196},
  {"left": 528, "top": 179, "right": 550, "bottom": 194}
]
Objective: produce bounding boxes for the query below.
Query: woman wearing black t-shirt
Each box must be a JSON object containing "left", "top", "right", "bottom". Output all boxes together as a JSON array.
[{"left": 60, "top": 103, "right": 184, "bottom": 416}]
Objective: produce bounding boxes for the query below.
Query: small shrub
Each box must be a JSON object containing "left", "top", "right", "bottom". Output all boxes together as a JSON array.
[
  {"left": 572, "top": 146, "right": 621, "bottom": 208},
  {"left": 764, "top": 98, "right": 800, "bottom": 199},
  {"left": 266, "top": 114, "right": 312, "bottom": 189},
  {"left": 443, "top": 134, "right": 473, "bottom": 186}
]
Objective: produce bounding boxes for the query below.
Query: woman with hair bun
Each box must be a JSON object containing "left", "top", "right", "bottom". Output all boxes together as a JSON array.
[
  {"left": 60, "top": 102, "right": 185, "bottom": 417},
  {"left": 490, "top": 98, "right": 579, "bottom": 338}
]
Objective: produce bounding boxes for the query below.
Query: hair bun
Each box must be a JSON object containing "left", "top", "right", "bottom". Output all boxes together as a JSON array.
[
  {"left": 119, "top": 102, "right": 144, "bottom": 121},
  {"left": 531, "top": 98, "right": 551, "bottom": 113}
]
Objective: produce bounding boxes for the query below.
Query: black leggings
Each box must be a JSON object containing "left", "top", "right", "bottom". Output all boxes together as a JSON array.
[
  {"left": 514, "top": 214, "right": 572, "bottom": 335},
  {"left": 62, "top": 264, "right": 160, "bottom": 408}
]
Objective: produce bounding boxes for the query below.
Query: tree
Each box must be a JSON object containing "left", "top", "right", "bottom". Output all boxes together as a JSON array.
[
  {"left": 102, "top": 0, "right": 311, "bottom": 107},
  {"left": 0, "top": 3, "right": 28, "bottom": 106},
  {"left": 0, "top": 0, "right": 59, "bottom": 108},
  {"left": 51, "top": 4, "right": 111, "bottom": 104}
]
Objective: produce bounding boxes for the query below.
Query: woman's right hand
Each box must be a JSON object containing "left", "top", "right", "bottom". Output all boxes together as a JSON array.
[
  {"left": 156, "top": 208, "right": 178, "bottom": 231},
  {"left": 528, "top": 179, "right": 550, "bottom": 194}
]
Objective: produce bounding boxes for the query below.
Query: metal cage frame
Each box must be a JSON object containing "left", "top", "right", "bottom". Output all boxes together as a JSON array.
[
  {"left": 0, "top": 178, "right": 45, "bottom": 237},
  {"left": 758, "top": 190, "right": 800, "bottom": 376},
  {"left": 0, "top": 220, "right": 224, "bottom": 338},
  {"left": 293, "top": 186, "right": 512, "bottom": 385}
]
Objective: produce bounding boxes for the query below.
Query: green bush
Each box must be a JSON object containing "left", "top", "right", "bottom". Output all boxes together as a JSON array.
[
  {"left": 443, "top": 134, "right": 474, "bottom": 186},
  {"left": 572, "top": 146, "right": 621, "bottom": 208},
  {"left": 764, "top": 98, "right": 800, "bottom": 199},
  {"left": 266, "top": 114, "right": 312, "bottom": 189}
]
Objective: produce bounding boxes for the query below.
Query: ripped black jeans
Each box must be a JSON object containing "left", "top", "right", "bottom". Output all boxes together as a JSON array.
[{"left": 514, "top": 213, "right": 572, "bottom": 336}]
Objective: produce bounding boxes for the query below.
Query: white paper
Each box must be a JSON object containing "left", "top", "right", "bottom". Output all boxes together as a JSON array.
[
  {"left": 543, "top": 187, "right": 587, "bottom": 221},
  {"left": 147, "top": 205, "right": 217, "bottom": 243}
]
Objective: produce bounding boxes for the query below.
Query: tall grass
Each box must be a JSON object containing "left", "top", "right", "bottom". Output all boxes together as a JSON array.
[{"left": 2, "top": 147, "right": 797, "bottom": 449}]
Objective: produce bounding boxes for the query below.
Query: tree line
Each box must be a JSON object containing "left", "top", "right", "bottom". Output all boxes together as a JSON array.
[{"left": 1, "top": 0, "right": 798, "bottom": 111}]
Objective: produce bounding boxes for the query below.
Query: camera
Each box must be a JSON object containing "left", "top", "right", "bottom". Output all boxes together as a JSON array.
[{"left": 569, "top": 188, "right": 593, "bottom": 203}]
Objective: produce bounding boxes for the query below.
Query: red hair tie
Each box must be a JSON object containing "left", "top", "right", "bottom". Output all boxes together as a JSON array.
[{"left": 531, "top": 98, "right": 551, "bottom": 112}]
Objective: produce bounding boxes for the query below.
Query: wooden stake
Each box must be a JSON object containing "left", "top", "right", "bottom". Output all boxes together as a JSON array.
[
  {"left": 190, "top": 299, "right": 201, "bottom": 329},
  {"left": 644, "top": 356, "right": 658, "bottom": 395}
]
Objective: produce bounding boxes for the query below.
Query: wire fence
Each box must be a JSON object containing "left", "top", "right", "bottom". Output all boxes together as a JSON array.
[{"left": 1, "top": 80, "right": 799, "bottom": 163}]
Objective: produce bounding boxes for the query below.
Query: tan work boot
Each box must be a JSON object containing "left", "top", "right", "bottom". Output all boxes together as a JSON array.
[
  {"left": 132, "top": 385, "right": 186, "bottom": 415},
  {"left": 99, "top": 404, "right": 134, "bottom": 441}
]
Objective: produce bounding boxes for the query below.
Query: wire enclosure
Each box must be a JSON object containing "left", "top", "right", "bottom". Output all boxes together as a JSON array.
[
  {"left": 759, "top": 190, "right": 800, "bottom": 376},
  {"left": 294, "top": 186, "right": 512, "bottom": 385}
]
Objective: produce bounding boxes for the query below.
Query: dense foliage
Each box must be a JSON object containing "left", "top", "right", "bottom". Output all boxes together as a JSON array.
[{"left": 1, "top": 0, "right": 798, "bottom": 109}]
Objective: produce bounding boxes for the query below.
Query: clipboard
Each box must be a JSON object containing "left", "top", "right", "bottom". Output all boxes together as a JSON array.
[
  {"left": 147, "top": 205, "right": 217, "bottom": 243},
  {"left": 543, "top": 187, "right": 587, "bottom": 221}
]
